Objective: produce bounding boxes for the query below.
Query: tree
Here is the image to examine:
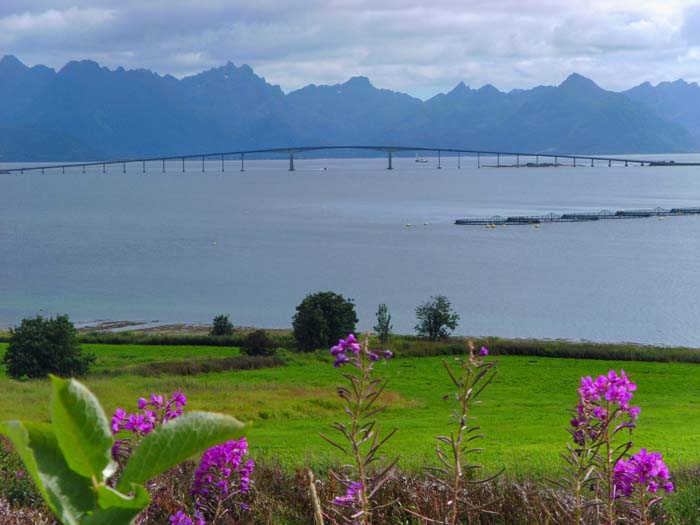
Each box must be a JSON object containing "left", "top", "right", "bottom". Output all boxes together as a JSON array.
[
  {"left": 241, "top": 329, "right": 275, "bottom": 356},
  {"left": 3, "top": 314, "right": 94, "bottom": 379},
  {"left": 414, "top": 295, "right": 460, "bottom": 341},
  {"left": 292, "top": 291, "right": 358, "bottom": 351},
  {"left": 373, "top": 303, "right": 393, "bottom": 344},
  {"left": 210, "top": 314, "right": 234, "bottom": 336}
]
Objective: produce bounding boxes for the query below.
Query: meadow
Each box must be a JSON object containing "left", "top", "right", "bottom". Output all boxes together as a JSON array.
[{"left": 2, "top": 339, "right": 700, "bottom": 475}]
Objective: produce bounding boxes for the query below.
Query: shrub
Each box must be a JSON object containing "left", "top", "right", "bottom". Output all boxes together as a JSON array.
[
  {"left": 3, "top": 314, "right": 94, "bottom": 379},
  {"left": 414, "top": 295, "right": 460, "bottom": 341},
  {"left": 210, "top": 314, "right": 234, "bottom": 336},
  {"left": 373, "top": 303, "right": 393, "bottom": 344},
  {"left": 292, "top": 292, "right": 358, "bottom": 351},
  {"left": 242, "top": 329, "right": 275, "bottom": 356}
]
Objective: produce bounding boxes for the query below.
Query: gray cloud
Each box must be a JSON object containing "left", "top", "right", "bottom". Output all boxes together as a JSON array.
[{"left": 1, "top": 0, "right": 699, "bottom": 98}]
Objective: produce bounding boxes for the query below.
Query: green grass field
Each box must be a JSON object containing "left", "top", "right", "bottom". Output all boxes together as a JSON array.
[{"left": 1, "top": 342, "right": 699, "bottom": 475}]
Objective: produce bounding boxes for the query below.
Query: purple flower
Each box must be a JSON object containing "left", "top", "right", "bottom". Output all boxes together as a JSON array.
[
  {"left": 577, "top": 369, "right": 639, "bottom": 422},
  {"left": 111, "top": 408, "right": 127, "bottom": 434},
  {"left": 614, "top": 449, "right": 673, "bottom": 498},
  {"left": 479, "top": 347, "right": 489, "bottom": 356},
  {"left": 333, "top": 353, "right": 350, "bottom": 368},
  {"left": 383, "top": 350, "right": 393, "bottom": 358},
  {"left": 192, "top": 438, "right": 254, "bottom": 507},
  {"left": 333, "top": 481, "right": 363, "bottom": 506},
  {"left": 369, "top": 352, "right": 379, "bottom": 362},
  {"left": 169, "top": 510, "right": 193, "bottom": 525}
]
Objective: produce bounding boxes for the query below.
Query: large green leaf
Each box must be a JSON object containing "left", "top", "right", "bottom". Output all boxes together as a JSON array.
[
  {"left": 50, "top": 375, "right": 116, "bottom": 481},
  {"left": 117, "top": 411, "right": 244, "bottom": 492},
  {"left": 81, "top": 485, "right": 150, "bottom": 525},
  {"left": 1, "top": 421, "right": 95, "bottom": 525}
]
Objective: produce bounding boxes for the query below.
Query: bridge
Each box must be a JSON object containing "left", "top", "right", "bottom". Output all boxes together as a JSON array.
[{"left": 3, "top": 145, "right": 698, "bottom": 174}]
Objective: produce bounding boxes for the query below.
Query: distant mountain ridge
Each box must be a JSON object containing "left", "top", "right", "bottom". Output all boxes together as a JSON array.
[{"left": 0, "top": 55, "right": 696, "bottom": 161}]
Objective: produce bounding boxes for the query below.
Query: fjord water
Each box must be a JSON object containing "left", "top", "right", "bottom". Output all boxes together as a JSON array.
[{"left": 2, "top": 155, "right": 700, "bottom": 346}]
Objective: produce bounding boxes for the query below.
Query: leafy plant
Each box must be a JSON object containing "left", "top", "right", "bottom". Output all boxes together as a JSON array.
[
  {"left": 373, "top": 304, "right": 392, "bottom": 344},
  {"left": 414, "top": 296, "right": 460, "bottom": 341},
  {"left": 210, "top": 315, "right": 234, "bottom": 336},
  {"left": 408, "top": 342, "right": 500, "bottom": 524},
  {"left": 3, "top": 315, "right": 95, "bottom": 379},
  {"left": 321, "top": 334, "right": 397, "bottom": 524},
  {"left": 0, "top": 376, "right": 244, "bottom": 525},
  {"left": 292, "top": 292, "right": 358, "bottom": 351}
]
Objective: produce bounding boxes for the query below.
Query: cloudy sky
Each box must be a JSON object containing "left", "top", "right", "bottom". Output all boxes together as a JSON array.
[{"left": 2, "top": 0, "right": 700, "bottom": 98}]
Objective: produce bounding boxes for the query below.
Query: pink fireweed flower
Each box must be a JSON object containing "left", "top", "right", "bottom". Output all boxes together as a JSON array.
[
  {"left": 614, "top": 449, "right": 673, "bottom": 497},
  {"left": 333, "top": 481, "right": 363, "bottom": 506},
  {"left": 330, "top": 334, "right": 393, "bottom": 367},
  {"left": 577, "top": 369, "right": 640, "bottom": 421},
  {"left": 192, "top": 438, "right": 254, "bottom": 503},
  {"left": 479, "top": 346, "right": 489, "bottom": 356},
  {"left": 169, "top": 511, "right": 193, "bottom": 525}
]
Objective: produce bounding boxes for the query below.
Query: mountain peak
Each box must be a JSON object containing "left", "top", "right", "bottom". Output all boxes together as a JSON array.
[
  {"left": 559, "top": 73, "right": 601, "bottom": 92},
  {"left": 448, "top": 81, "right": 470, "bottom": 95},
  {"left": 343, "top": 76, "right": 373, "bottom": 88},
  {"left": 0, "top": 54, "right": 28, "bottom": 74}
]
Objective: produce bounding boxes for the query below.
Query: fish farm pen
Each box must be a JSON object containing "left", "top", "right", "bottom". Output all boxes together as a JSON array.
[{"left": 455, "top": 207, "right": 700, "bottom": 226}]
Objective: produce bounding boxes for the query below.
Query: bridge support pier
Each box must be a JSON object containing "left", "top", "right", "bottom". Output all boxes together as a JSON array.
[
  {"left": 142, "top": 160, "right": 145, "bottom": 174},
  {"left": 163, "top": 159, "right": 166, "bottom": 173},
  {"left": 477, "top": 152, "right": 480, "bottom": 168},
  {"left": 497, "top": 153, "right": 500, "bottom": 168},
  {"left": 289, "top": 153, "right": 295, "bottom": 171},
  {"left": 123, "top": 162, "right": 126, "bottom": 174},
  {"left": 182, "top": 158, "right": 185, "bottom": 173},
  {"left": 62, "top": 167, "right": 65, "bottom": 174},
  {"left": 516, "top": 154, "right": 519, "bottom": 168},
  {"left": 591, "top": 158, "right": 594, "bottom": 167},
  {"left": 387, "top": 151, "right": 393, "bottom": 170},
  {"left": 625, "top": 161, "right": 628, "bottom": 167},
  {"left": 202, "top": 156, "right": 205, "bottom": 172},
  {"left": 240, "top": 154, "right": 245, "bottom": 172},
  {"left": 555, "top": 156, "right": 558, "bottom": 166},
  {"left": 437, "top": 150, "right": 442, "bottom": 169},
  {"left": 573, "top": 157, "right": 577, "bottom": 168},
  {"left": 609, "top": 160, "right": 612, "bottom": 167},
  {"left": 221, "top": 154, "right": 224, "bottom": 172},
  {"left": 457, "top": 152, "right": 461, "bottom": 169},
  {"left": 536, "top": 155, "right": 539, "bottom": 166}
]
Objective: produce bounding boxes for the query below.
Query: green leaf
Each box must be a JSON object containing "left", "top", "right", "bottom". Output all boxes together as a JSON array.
[
  {"left": 81, "top": 485, "right": 150, "bottom": 525},
  {"left": 117, "top": 411, "right": 244, "bottom": 492},
  {"left": 50, "top": 375, "right": 116, "bottom": 481},
  {"left": 1, "top": 421, "right": 95, "bottom": 525}
]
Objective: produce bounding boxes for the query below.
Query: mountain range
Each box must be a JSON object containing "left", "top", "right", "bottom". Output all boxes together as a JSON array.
[{"left": 0, "top": 54, "right": 698, "bottom": 161}]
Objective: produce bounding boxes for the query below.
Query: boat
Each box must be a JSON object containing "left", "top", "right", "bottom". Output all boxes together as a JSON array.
[{"left": 415, "top": 154, "right": 428, "bottom": 163}]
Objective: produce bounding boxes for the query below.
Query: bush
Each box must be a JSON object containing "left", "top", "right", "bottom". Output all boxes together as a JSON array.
[
  {"left": 3, "top": 314, "right": 94, "bottom": 379},
  {"left": 414, "top": 295, "right": 460, "bottom": 341},
  {"left": 242, "top": 330, "right": 275, "bottom": 356},
  {"left": 292, "top": 291, "right": 358, "bottom": 352},
  {"left": 210, "top": 314, "right": 234, "bottom": 336},
  {"left": 373, "top": 303, "right": 393, "bottom": 344}
]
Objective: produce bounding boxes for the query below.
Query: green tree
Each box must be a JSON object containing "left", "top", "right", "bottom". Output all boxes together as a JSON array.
[
  {"left": 241, "top": 329, "right": 275, "bottom": 356},
  {"left": 373, "top": 303, "right": 393, "bottom": 344},
  {"left": 292, "top": 291, "right": 358, "bottom": 351},
  {"left": 3, "top": 315, "right": 94, "bottom": 379},
  {"left": 414, "top": 295, "right": 460, "bottom": 341},
  {"left": 210, "top": 314, "right": 234, "bottom": 336}
]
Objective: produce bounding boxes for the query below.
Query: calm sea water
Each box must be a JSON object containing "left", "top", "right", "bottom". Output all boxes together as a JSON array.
[{"left": 2, "top": 154, "right": 700, "bottom": 345}]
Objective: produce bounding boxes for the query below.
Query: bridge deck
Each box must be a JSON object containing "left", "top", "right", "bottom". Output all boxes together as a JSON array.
[{"left": 4, "top": 145, "right": 699, "bottom": 173}]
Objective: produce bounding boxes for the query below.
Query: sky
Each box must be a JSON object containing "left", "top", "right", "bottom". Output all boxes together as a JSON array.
[{"left": 2, "top": 0, "right": 700, "bottom": 99}]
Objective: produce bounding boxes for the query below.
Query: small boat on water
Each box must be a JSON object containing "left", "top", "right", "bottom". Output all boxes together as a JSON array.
[{"left": 415, "top": 154, "right": 428, "bottom": 163}]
